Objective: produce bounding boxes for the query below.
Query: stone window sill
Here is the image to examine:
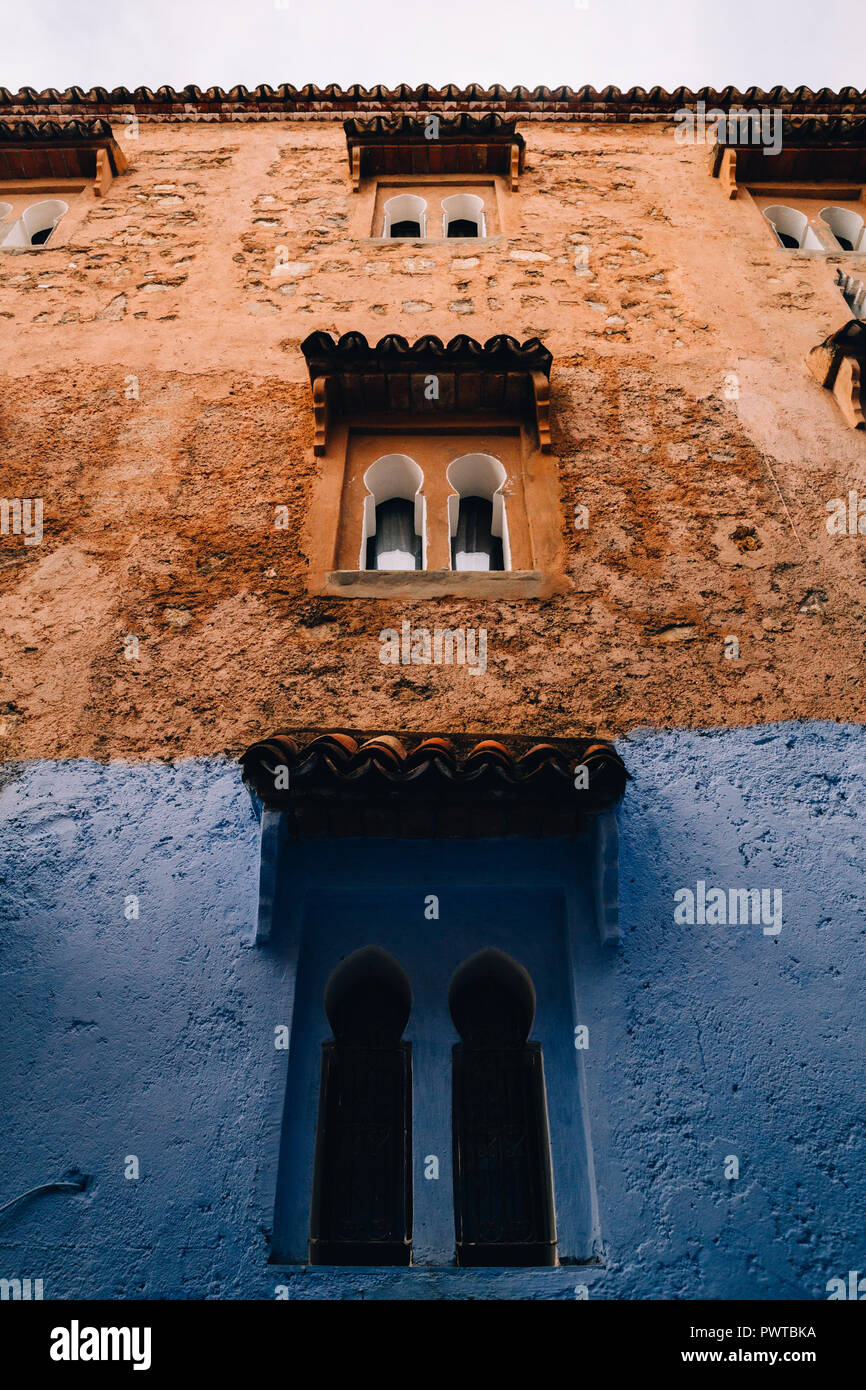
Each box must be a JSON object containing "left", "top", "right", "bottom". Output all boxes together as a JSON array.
[
  {"left": 326, "top": 568, "right": 548, "bottom": 598},
  {"left": 363, "top": 236, "right": 503, "bottom": 246},
  {"left": 268, "top": 1264, "right": 603, "bottom": 1299}
]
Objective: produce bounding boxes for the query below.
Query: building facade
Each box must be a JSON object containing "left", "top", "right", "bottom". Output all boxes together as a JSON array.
[{"left": 0, "top": 82, "right": 864, "bottom": 1300}]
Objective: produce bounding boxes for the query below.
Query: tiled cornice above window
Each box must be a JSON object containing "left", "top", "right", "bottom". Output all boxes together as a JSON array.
[
  {"left": 1, "top": 84, "right": 865, "bottom": 122},
  {"left": 301, "top": 330, "right": 553, "bottom": 455},
  {"left": 344, "top": 113, "right": 525, "bottom": 190},
  {"left": 710, "top": 116, "right": 866, "bottom": 191},
  {"left": 0, "top": 117, "right": 128, "bottom": 184},
  {"left": 240, "top": 731, "right": 629, "bottom": 837}
]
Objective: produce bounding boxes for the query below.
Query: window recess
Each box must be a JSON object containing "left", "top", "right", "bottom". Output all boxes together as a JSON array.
[{"left": 300, "top": 330, "right": 565, "bottom": 599}]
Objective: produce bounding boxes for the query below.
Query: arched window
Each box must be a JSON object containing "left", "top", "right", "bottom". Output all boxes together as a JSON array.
[
  {"left": 310, "top": 947, "right": 413, "bottom": 1266},
  {"left": 0, "top": 199, "right": 69, "bottom": 249},
  {"left": 439, "top": 193, "right": 489, "bottom": 239},
  {"left": 820, "top": 206, "right": 866, "bottom": 253},
  {"left": 450, "top": 949, "right": 556, "bottom": 1267},
  {"left": 446, "top": 453, "right": 510, "bottom": 572},
  {"left": 383, "top": 194, "right": 427, "bottom": 239},
  {"left": 441, "top": 194, "right": 486, "bottom": 239},
  {"left": 763, "top": 205, "right": 821, "bottom": 251},
  {"left": 361, "top": 454, "right": 425, "bottom": 571}
]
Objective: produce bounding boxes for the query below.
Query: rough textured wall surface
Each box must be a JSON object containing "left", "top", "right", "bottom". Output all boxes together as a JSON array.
[
  {"left": 0, "top": 722, "right": 862, "bottom": 1299},
  {"left": 1, "top": 120, "right": 864, "bottom": 759}
]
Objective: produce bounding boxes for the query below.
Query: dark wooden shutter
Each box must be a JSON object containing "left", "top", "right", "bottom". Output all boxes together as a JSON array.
[
  {"left": 310, "top": 1040, "right": 412, "bottom": 1265},
  {"left": 453, "top": 1041, "right": 555, "bottom": 1266}
]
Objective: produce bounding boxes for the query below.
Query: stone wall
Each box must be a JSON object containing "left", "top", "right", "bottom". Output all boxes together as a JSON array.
[{"left": 1, "top": 119, "right": 864, "bottom": 759}]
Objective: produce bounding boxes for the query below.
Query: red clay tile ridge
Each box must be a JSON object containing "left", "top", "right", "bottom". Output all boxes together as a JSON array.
[
  {"left": 240, "top": 731, "right": 629, "bottom": 838},
  {"left": 301, "top": 332, "right": 553, "bottom": 381},
  {"left": 1, "top": 84, "right": 864, "bottom": 123}
]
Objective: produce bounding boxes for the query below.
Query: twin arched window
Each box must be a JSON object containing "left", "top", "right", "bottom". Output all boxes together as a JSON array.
[
  {"left": 382, "top": 193, "right": 487, "bottom": 239},
  {"left": 310, "top": 947, "right": 555, "bottom": 1267},
  {"left": 764, "top": 204, "right": 865, "bottom": 252},
  {"left": 0, "top": 199, "right": 69, "bottom": 249},
  {"left": 361, "top": 452, "right": 510, "bottom": 572}
]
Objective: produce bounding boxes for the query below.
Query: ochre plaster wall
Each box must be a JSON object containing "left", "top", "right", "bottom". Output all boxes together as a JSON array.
[{"left": 1, "top": 119, "right": 864, "bottom": 758}]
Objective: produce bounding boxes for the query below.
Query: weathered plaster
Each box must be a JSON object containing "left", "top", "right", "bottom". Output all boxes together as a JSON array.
[
  {"left": 0, "top": 721, "right": 862, "bottom": 1299},
  {"left": 1, "top": 121, "right": 865, "bottom": 759}
]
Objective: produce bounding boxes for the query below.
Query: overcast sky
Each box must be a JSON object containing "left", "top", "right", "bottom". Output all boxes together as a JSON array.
[{"left": 1, "top": 0, "right": 861, "bottom": 94}]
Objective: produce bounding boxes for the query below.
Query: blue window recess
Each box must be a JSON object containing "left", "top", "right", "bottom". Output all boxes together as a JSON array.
[{"left": 241, "top": 732, "right": 627, "bottom": 1280}]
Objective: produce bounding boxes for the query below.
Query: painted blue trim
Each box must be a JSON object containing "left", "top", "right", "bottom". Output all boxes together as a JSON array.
[
  {"left": 255, "top": 810, "right": 282, "bottom": 945},
  {"left": 593, "top": 810, "right": 620, "bottom": 946}
]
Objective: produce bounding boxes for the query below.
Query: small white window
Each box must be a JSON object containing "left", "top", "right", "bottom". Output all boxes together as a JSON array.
[
  {"left": 0, "top": 198, "right": 69, "bottom": 249},
  {"left": 441, "top": 194, "right": 486, "bottom": 239},
  {"left": 820, "top": 206, "right": 866, "bottom": 253},
  {"left": 361, "top": 454, "right": 426, "bottom": 571},
  {"left": 763, "top": 205, "right": 822, "bottom": 251},
  {"left": 382, "top": 194, "right": 427, "bottom": 240},
  {"left": 447, "top": 454, "right": 510, "bottom": 572}
]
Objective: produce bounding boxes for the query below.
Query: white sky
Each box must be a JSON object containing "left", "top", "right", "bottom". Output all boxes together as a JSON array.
[{"left": 0, "top": 0, "right": 861, "bottom": 94}]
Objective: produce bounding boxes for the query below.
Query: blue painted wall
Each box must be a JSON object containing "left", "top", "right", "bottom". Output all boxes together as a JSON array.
[{"left": 0, "top": 722, "right": 863, "bottom": 1300}]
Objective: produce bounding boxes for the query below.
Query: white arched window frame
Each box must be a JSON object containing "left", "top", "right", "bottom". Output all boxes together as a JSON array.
[
  {"left": 446, "top": 453, "right": 511, "bottom": 572},
  {"left": 441, "top": 193, "right": 487, "bottom": 239},
  {"left": 820, "top": 206, "right": 866, "bottom": 253},
  {"left": 0, "top": 198, "right": 69, "bottom": 249},
  {"left": 382, "top": 194, "right": 428, "bottom": 239},
  {"left": 763, "top": 204, "right": 822, "bottom": 251},
  {"left": 360, "top": 454, "right": 426, "bottom": 571}
]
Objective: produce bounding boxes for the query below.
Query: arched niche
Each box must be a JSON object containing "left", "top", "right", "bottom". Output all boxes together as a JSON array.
[
  {"left": 441, "top": 193, "right": 486, "bottom": 238},
  {"left": 449, "top": 948, "right": 555, "bottom": 1266},
  {"left": 763, "top": 204, "right": 821, "bottom": 251},
  {"left": 820, "top": 205, "right": 866, "bottom": 253},
  {"left": 446, "top": 453, "right": 510, "bottom": 572},
  {"left": 383, "top": 193, "right": 427, "bottom": 239},
  {"left": 361, "top": 453, "right": 425, "bottom": 571},
  {"left": 310, "top": 947, "right": 413, "bottom": 1266}
]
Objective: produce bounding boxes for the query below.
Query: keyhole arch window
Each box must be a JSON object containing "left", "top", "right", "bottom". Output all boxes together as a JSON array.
[
  {"left": 449, "top": 948, "right": 556, "bottom": 1267},
  {"left": 0, "top": 198, "right": 69, "bottom": 249},
  {"left": 446, "top": 453, "right": 510, "bottom": 572},
  {"left": 820, "top": 205, "right": 866, "bottom": 252},
  {"left": 382, "top": 193, "right": 427, "bottom": 239},
  {"left": 310, "top": 946, "right": 413, "bottom": 1266},
  {"left": 441, "top": 193, "right": 486, "bottom": 238},
  {"left": 361, "top": 454, "right": 426, "bottom": 571},
  {"left": 763, "top": 204, "right": 823, "bottom": 250}
]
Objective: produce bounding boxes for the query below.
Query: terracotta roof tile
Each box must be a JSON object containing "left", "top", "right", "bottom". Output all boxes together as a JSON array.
[
  {"left": 240, "top": 729, "right": 628, "bottom": 838},
  {"left": 0, "top": 117, "right": 127, "bottom": 179},
  {"left": 301, "top": 331, "right": 553, "bottom": 380},
  {"left": 1, "top": 84, "right": 863, "bottom": 122}
]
